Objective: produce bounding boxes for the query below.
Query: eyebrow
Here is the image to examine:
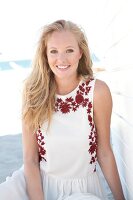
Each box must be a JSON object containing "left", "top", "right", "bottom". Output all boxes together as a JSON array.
[
  {"left": 66, "top": 46, "right": 75, "bottom": 48},
  {"left": 48, "top": 46, "right": 75, "bottom": 50}
]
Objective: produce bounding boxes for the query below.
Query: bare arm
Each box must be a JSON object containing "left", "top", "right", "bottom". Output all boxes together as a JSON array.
[
  {"left": 22, "top": 122, "right": 44, "bottom": 200},
  {"left": 94, "top": 79, "right": 125, "bottom": 200}
]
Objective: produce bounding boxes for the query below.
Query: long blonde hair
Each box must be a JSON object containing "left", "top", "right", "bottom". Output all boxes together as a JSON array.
[{"left": 22, "top": 19, "right": 93, "bottom": 131}]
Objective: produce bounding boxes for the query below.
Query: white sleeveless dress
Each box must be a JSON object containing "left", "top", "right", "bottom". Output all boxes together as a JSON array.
[{"left": 0, "top": 78, "right": 107, "bottom": 200}]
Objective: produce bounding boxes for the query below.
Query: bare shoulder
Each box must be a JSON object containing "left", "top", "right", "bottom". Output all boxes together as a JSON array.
[
  {"left": 94, "top": 79, "right": 112, "bottom": 109},
  {"left": 95, "top": 79, "right": 110, "bottom": 92},
  {"left": 94, "top": 79, "right": 112, "bottom": 98}
]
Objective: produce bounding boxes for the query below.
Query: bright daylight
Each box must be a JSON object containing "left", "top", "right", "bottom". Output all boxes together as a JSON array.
[{"left": 0, "top": 0, "right": 133, "bottom": 199}]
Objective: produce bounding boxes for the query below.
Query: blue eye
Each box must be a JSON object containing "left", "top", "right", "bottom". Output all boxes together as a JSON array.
[
  {"left": 66, "top": 49, "right": 74, "bottom": 53},
  {"left": 50, "top": 49, "right": 58, "bottom": 54}
]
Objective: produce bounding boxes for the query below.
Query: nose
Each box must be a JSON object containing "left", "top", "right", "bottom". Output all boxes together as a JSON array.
[{"left": 57, "top": 52, "right": 66, "bottom": 62}]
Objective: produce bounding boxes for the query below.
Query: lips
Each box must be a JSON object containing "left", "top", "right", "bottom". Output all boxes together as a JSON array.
[{"left": 56, "top": 65, "right": 70, "bottom": 70}]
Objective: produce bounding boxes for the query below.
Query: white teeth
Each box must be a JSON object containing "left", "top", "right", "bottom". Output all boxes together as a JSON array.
[{"left": 57, "top": 65, "right": 69, "bottom": 69}]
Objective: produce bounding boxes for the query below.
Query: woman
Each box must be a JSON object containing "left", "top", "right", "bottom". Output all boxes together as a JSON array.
[{"left": 0, "top": 20, "right": 125, "bottom": 200}]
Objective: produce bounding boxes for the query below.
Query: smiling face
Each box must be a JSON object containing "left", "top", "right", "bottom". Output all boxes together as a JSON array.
[{"left": 46, "top": 30, "right": 82, "bottom": 82}]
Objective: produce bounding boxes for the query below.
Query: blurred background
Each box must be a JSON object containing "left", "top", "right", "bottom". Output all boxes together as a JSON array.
[{"left": 0, "top": 0, "right": 133, "bottom": 199}]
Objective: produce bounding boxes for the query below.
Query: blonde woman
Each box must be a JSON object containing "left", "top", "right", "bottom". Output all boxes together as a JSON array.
[{"left": 0, "top": 20, "right": 125, "bottom": 200}]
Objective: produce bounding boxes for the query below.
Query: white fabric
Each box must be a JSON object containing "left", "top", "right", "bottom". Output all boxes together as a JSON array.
[
  {"left": 0, "top": 78, "right": 107, "bottom": 200},
  {"left": 64, "top": 193, "right": 101, "bottom": 200}
]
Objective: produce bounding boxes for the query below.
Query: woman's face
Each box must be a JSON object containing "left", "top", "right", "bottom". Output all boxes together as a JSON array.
[{"left": 46, "top": 30, "right": 82, "bottom": 82}]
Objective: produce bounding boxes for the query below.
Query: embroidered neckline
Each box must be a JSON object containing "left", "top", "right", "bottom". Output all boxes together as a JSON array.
[
  {"left": 55, "top": 78, "right": 93, "bottom": 114},
  {"left": 55, "top": 79, "right": 83, "bottom": 99}
]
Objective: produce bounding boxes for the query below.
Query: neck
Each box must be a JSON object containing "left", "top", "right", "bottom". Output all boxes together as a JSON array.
[{"left": 55, "top": 76, "right": 81, "bottom": 95}]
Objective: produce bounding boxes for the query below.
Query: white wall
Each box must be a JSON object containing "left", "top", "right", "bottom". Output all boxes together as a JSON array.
[
  {"left": 96, "top": 69, "right": 133, "bottom": 200},
  {"left": 94, "top": 1, "right": 133, "bottom": 199}
]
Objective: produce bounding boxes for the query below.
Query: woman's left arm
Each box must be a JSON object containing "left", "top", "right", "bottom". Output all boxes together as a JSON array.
[{"left": 94, "top": 79, "right": 125, "bottom": 200}]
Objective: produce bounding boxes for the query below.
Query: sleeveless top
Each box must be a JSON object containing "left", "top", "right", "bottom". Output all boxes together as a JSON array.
[
  {"left": 35, "top": 78, "right": 106, "bottom": 199},
  {"left": 36, "top": 78, "right": 97, "bottom": 177}
]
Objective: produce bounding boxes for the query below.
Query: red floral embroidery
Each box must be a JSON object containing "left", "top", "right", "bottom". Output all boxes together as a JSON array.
[
  {"left": 88, "top": 124, "right": 97, "bottom": 172},
  {"left": 75, "top": 94, "right": 84, "bottom": 104},
  {"left": 61, "top": 102, "right": 71, "bottom": 113},
  {"left": 55, "top": 79, "right": 93, "bottom": 113},
  {"left": 36, "top": 127, "right": 47, "bottom": 162},
  {"left": 55, "top": 78, "right": 97, "bottom": 172},
  {"left": 36, "top": 78, "right": 97, "bottom": 172}
]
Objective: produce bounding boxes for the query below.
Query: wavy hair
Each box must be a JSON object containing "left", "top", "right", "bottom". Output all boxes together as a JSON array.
[{"left": 22, "top": 19, "right": 93, "bottom": 131}]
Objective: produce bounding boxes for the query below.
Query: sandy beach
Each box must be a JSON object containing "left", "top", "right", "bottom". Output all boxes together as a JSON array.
[
  {"left": 0, "top": 66, "right": 29, "bottom": 183},
  {"left": 0, "top": 134, "right": 23, "bottom": 183}
]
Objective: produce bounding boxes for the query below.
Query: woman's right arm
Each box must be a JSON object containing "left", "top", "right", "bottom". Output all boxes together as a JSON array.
[{"left": 22, "top": 122, "right": 44, "bottom": 200}]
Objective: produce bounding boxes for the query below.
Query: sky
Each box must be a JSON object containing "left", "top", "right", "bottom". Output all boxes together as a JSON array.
[{"left": 0, "top": 0, "right": 106, "bottom": 60}]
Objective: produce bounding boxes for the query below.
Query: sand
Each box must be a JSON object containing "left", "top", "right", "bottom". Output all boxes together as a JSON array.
[{"left": 0, "top": 134, "right": 23, "bottom": 183}]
